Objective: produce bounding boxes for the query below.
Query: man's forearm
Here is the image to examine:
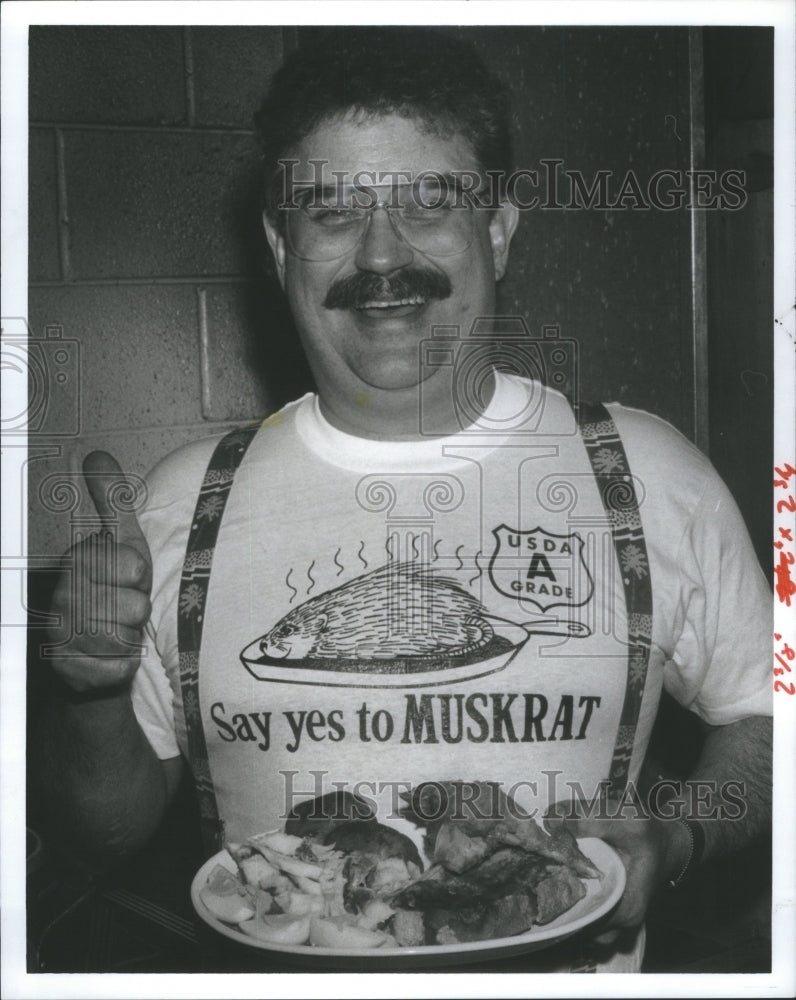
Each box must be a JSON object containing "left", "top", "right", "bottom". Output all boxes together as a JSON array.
[
  {"left": 684, "top": 714, "right": 772, "bottom": 863},
  {"left": 30, "top": 678, "right": 169, "bottom": 865}
]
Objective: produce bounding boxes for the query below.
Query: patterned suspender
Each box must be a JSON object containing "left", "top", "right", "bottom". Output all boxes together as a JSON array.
[
  {"left": 176, "top": 403, "right": 652, "bottom": 857},
  {"left": 570, "top": 402, "right": 653, "bottom": 974},
  {"left": 576, "top": 402, "right": 653, "bottom": 795},
  {"left": 177, "top": 423, "right": 260, "bottom": 857}
]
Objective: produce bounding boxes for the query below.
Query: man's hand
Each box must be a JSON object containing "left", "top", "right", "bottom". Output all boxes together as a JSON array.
[
  {"left": 545, "top": 800, "right": 690, "bottom": 937},
  {"left": 48, "top": 451, "right": 153, "bottom": 693}
]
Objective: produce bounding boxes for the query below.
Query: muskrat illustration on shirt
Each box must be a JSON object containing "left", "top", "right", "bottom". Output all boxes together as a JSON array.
[
  {"left": 240, "top": 553, "right": 590, "bottom": 687},
  {"left": 246, "top": 561, "right": 497, "bottom": 663}
]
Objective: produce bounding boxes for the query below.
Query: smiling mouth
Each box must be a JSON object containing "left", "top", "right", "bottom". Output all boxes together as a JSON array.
[{"left": 356, "top": 297, "right": 427, "bottom": 311}]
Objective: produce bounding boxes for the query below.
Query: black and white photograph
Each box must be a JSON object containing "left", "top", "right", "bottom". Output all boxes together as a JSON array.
[{"left": 2, "top": 1, "right": 794, "bottom": 996}]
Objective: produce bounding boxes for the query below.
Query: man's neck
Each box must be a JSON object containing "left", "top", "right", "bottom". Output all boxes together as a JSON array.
[{"left": 315, "top": 368, "right": 497, "bottom": 442}]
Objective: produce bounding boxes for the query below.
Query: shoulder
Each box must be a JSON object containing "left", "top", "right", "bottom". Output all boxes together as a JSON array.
[
  {"left": 510, "top": 379, "right": 712, "bottom": 489},
  {"left": 144, "top": 432, "right": 229, "bottom": 506},
  {"left": 141, "top": 397, "right": 311, "bottom": 515},
  {"left": 603, "top": 402, "right": 710, "bottom": 474},
  {"left": 601, "top": 401, "right": 741, "bottom": 535}
]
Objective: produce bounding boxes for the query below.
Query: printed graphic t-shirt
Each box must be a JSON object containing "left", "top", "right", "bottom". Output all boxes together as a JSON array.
[{"left": 132, "top": 374, "right": 772, "bottom": 970}]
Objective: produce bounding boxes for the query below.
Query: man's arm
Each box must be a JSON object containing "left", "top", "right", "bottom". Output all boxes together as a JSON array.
[
  {"left": 30, "top": 451, "right": 180, "bottom": 867},
  {"left": 554, "top": 415, "right": 775, "bottom": 931},
  {"left": 547, "top": 713, "right": 772, "bottom": 930},
  {"left": 686, "top": 714, "right": 772, "bottom": 860},
  {"left": 30, "top": 684, "right": 184, "bottom": 866}
]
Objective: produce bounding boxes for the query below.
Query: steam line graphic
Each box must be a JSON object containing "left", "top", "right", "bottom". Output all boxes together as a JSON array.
[{"left": 285, "top": 568, "right": 298, "bottom": 604}]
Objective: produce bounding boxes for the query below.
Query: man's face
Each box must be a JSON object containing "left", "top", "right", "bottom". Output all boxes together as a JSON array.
[{"left": 263, "top": 112, "right": 518, "bottom": 410}]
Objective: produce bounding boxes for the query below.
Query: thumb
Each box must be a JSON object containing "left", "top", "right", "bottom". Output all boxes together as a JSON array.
[{"left": 83, "top": 450, "right": 151, "bottom": 565}]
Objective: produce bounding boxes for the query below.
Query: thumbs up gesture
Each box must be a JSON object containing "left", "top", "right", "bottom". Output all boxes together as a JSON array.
[{"left": 48, "top": 451, "right": 154, "bottom": 693}]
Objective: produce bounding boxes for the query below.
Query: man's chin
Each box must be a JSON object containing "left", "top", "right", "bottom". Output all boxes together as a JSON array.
[{"left": 353, "top": 366, "right": 434, "bottom": 393}]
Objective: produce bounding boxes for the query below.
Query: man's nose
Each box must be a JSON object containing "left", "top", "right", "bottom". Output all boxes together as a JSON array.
[{"left": 354, "top": 207, "right": 414, "bottom": 274}]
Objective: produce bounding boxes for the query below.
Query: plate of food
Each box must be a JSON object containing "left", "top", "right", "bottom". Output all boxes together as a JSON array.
[{"left": 191, "top": 782, "right": 626, "bottom": 968}]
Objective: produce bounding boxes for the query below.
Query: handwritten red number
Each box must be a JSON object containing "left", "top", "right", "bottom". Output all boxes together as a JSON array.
[
  {"left": 774, "top": 463, "right": 796, "bottom": 481},
  {"left": 774, "top": 680, "right": 796, "bottom": 695},
  {"left": 776, "top": 495, "right": 796, "bottom": 514},
  {"left": 774, "top": 551, "right": 796, "bottom": 606}
]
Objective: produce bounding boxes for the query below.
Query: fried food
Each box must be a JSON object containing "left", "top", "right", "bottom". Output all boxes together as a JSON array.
[
  {"left": 387, "top": 780, "right": 599, "bottom": 943},
  {"left": 402, "top": 780, "right": 600, "bottom": 879},
  {"left": 200, "top": 783, "right": 602, "bottom": 949}
]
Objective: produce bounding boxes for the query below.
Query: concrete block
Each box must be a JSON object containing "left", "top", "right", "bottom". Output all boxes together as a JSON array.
[
  {"left": 72, "top": 422, "right": 228, "bottom": 482},
  {"left": 29, "top": 128, "right": 61, "bottom": 281},
  {"left": 29, "top": 26, "right": 186, "bottom": 125},
  {"left": 28, "top": 284, "right": 202, "bottom": 433},
  {"left": 192, "top": 27, "right": 283, "bottom": 128},
  {"left": 26, "top": 442, "right": 82, "bottom": 566},
  {"left": 201, "top": 280, "right": 314, "bottom": 421},
  {"left": 64, "top": 130, "right": 264, "bottom": 278},
  {"left": 200, "top": 283, "right": 273, "bottom": 421}
]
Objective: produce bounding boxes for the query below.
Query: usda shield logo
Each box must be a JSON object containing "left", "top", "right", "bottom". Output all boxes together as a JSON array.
[{"left": 488, "top": 525, "right": 594, "bottom": 613}]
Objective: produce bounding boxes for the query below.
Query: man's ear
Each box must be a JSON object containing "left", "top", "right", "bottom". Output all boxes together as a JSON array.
[
  {"left": 489, "top": 200, "right": 520, "bottom": 281},
  {"left": 262, "top": 210, "right": 287, "bottom": 289}
]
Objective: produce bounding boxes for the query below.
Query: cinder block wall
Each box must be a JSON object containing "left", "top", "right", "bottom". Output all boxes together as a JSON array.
[
  {"left": 28, "top": 26, "right": 311, "bottom": 563},
  {"left": 28, "top": 25, "right": 696, "bottom": 567}
]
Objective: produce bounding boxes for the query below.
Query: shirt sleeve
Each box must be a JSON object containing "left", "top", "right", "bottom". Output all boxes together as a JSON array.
[
  {"left": 130, "top": 623, "right": 180, "bottom": 759},
  {"left": 664, "top": 466, "right": 773, "bottom": 725},
  {"left": 126, "top": 434, "right": 222, "bottom": 762}
]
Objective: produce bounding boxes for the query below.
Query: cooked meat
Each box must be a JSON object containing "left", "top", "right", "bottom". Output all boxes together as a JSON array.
[
  {"left": 427, "top": 893, "right": 538, "bottom": 944},
  {"left": 391, "top": 908, "right": 425, "bottom": 947},
  {"left": 401, "top": 781, "right": 600, "bottom": 879},
  {"left": 285, "top": 781, "right": 599, "bottom": 947},
  {"left": 465, "top": 847, "right": 551, "bottom": 889},
  {"left": 533, "top": 866, "right": 588, "bottom": 924},
  {"left": 424, "top": 902, "right": 489, "bottom": 943},
  {"left": 431, "top": 821, "right": 489, "bottom": 873},
  {"left": 392, "top": 846, "right": 552, "bottom": 911},
  {"left": 479, "top": 893, "right": 538, "bottom": 940},
  {"left": 392, "top": 866, "right": 480, "bottom": 910},
  {"left": 324, "top": 820, "right": 424, "bottom": 873},
  {"left": 284, "top": 791, "right": 376, "bottom": 840}
]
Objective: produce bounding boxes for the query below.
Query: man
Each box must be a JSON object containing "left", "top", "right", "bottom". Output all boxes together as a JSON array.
[{"left": 34, "top": 29, "right": 772, "bottom": 973}]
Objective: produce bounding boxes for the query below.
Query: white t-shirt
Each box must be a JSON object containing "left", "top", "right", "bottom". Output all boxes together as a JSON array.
[{"left": 132, "top": 373, "right": 772, "bottom": 972}]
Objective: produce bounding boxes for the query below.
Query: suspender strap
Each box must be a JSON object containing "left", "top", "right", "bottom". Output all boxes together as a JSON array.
[
  {"left": 177, "top": 423, "right": 260, "bottom": 856},
  {"left": 577, "top": 402, "right": 653, "bottom": 796}
]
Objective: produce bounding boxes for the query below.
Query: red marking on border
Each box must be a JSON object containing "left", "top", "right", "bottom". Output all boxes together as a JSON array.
[
  {"left": 774, "top": 634, "right": 796, "bottom": 694},
  {"left": 774, "top": 551, "right": 796, "bottom": 607}
]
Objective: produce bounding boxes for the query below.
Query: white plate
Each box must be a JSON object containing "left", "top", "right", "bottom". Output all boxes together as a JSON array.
[{"left": 190, "top": 836, "right": 626, "bottom": 967}]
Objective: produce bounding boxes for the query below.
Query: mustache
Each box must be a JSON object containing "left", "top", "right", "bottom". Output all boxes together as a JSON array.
[{"left": 323, "top": 268, "right": 452, "bottom": 310}]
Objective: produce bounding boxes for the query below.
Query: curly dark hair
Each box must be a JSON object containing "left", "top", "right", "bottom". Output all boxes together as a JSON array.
[{"left": 255, "top": 27, "right": 513, "bottom": 220}]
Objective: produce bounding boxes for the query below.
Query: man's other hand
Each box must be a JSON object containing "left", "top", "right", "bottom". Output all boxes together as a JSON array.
[
  {"left": 47, "top": 451, "right": 153, "bottom": 693},
  {"left": 544, "top": 798, "right": 690, "bottom": 940}
]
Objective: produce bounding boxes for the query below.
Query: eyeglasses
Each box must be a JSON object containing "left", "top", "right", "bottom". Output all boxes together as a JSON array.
[{"left": 281, "top": 180, "right": 481, "bottom": 262}]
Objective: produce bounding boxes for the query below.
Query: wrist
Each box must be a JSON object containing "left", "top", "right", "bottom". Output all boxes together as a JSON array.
[
  {"left": 50, "top": 666, "right": 133, "bottom": 705},
  {"left": 50, "top": 674, "right": 140, "bottom": 749}
]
